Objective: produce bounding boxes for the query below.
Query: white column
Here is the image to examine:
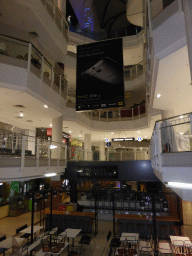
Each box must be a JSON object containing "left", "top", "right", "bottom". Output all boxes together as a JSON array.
[
  {"left": 84, "top": 134, "right": 92, "bottom": 160},
  {"left": 52, "top": 115, "right": 63, "bottom": 159},
  {"left": 58, "top": 0, "right": 66, "bottom": 17},
  {"left": 162, "top": 110, "right": 175, "bottom": 119},
  {"left": 24, "top": 129, "right": 36, "bottom": 155},
  {"left": 99, "top": 141, "right": 105, "bottom": 161}
]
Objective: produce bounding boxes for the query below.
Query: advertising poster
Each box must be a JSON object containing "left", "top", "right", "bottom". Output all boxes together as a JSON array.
[{"left": 76, "top": 38, "right": 124, "bottom": 111}]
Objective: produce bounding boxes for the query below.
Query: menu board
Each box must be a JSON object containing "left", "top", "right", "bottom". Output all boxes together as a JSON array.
[{"left": 77, "top": 166, "right": 118, "bottom": 179}]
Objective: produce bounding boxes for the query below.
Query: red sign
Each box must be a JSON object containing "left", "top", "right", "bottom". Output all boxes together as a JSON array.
[
  {"left": 62, "top": 139, "right": 66, "bottom": 144},
  {"left": 47, "top": 128, "right": 52, "bottom": 136},
  {"left": 59, "top": 205, "right": 66, "bottom": 211}
]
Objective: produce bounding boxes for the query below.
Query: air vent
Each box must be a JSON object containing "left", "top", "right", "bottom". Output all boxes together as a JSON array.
[
  {"left": 29, "top": 31, "right": 39, "bottom": 37},
  {"left": 14, "top": 105, "right": 25, "bottom": 108},
  {"left": 26, "top": 120, "right": 33, "bottom": 122}
]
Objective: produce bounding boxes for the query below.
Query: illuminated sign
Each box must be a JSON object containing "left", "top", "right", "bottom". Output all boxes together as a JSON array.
[{"left": 112, "top": 138, "right": 135, "bottom": 142}]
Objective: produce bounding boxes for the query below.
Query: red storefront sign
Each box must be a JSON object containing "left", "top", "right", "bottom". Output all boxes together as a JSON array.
[{"left": 47, "top": 128, "right": 52, "bottom": 136}]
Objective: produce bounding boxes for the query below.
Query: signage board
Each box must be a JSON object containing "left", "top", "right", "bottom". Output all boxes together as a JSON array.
[
  {"left": 112, "top": 138, "right": 135, "bottom": 142},
  {"left": 77, "top": 166, "right": 118, "bottom": 179},
  {"left": 76, "top": 38, "right": 124, "bottom": 111},
  {"left": 137, "top": 137, "right": 142, "bottom": 142},
  {"left": 47, "top": 128, "right": 52, "bottom": 136}
]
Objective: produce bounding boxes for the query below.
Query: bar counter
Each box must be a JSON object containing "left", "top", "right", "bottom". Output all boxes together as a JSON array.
[
  {"left": 114, "top": 214, "right": 181, "bottom": 238},
  {"left": 44, "top": 210, "right": 95, "bottom": 233}
]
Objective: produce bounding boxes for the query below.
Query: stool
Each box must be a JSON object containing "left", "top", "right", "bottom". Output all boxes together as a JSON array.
[
  {"left": 159, "top": 224, "right": 169, "bottom": 240},
  {"left": 126, "top": 223, "right": 134, "bottom": 233},
  {"left": 136, "top": 223, "right": 145, "bottom": 239},
  {"left": 78, "top": 220, "right": 85, "bottom": 232},
  {"left": 87, "top": 220, "right": 94, "bottom": 233}
]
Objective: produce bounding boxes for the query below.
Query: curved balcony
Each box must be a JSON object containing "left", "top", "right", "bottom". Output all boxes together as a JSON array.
[{"left": 0, "top": 34, "right": 67, "bottom": 100}]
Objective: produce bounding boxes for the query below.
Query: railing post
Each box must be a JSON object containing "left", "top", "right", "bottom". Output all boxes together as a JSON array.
[
  {"left": 48, "top": 141, "right": 50, "bottom": 167},
  {"left": 59, "top": 75, "right": 62, "bottom": 95},
  {"left": 21, "top": 136, "right": 27, "bottom": 171},
  {"left": 27, "top": 43, "right": 32, "bottom": 71},
  {"left": 107, "top": 110, "right": 108, "bottom": 122},
  {"left": 119, "top": 109, "right": 121, "bottom": 121},
  {"left": 41, "top": 56, "right": 44, "bottom": 80},
  {"left": 156, "top": 122, "right": 162, "bottom": 171},
  {"left": 37, "top": 138, "right": 40, "bottom": 167},
  {"left": 99, "top": 110, "right": 100, "bottom": 122},
  {"left": 51, "top": 67, "right": 54, "bottom": 88}
]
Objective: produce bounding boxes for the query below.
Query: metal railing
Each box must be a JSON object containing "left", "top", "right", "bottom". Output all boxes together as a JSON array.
[
  {"left": 69, "top": 24, "right": 143, "bottom": 41},
  {"left": 83, "top": 103, "right": 147, "bottom": 122},
  {"left": 40, "top": 0, "right": 69, "bottom": 41},
  {"left": 0, "top": 133, "right": 67, "bottom": 169},
  {"left": 69, "top": 147, "right": 149, "bottom": 161},
  {"left": 150, "top": 112, "right": 192, "bottom": 170},
  {"left": 0, "top": 34, "right": 68, "bottom": 99},
  {"left": 124, "top": 62, "right": 144, "bottom": 81}
]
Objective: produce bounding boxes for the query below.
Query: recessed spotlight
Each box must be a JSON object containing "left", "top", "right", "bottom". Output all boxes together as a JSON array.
[
  {"left": 50, "top": 124, "right": 52, "bottom": 127},
  {"left": 112, "top": 132, "right": 114, "bottom": 134},
  {"left": 180, "top": 115, "right": 183, "bottom": 118},
  {"left": 69, "top": 131, "right": 71, "bottom": 133},
  {"left": 19, "top": 112, "right": 24, "bottom": 117},
  {"left": 44, "top": 105, "right": 48, "bottom": 108},
  {"left": 145, "top": 136, "right": 147, "bottom": 138},
  {"left": 79, "top": 135, "right": 81, "bottom": 137},
  {"left": 138, "top": 131, "right": 140, "bottom": 133},
  {"left": 157, "top": 94, "right": 161, "bottom": 98}
]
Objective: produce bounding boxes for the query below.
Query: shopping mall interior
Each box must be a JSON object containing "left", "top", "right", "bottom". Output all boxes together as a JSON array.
[{"left": 0, "top": 0, "right": 192, "bottom": 255}]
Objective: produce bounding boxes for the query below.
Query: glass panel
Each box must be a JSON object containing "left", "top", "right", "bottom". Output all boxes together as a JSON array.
[
  {"left": 39, "top": 140, "right": 49, "bottom": 158},
  {"left": 43, "top": 59, "right": 52, "bottom": 80},
  {"left": 0, "top": 35, "right": 29, "bottom": 60},
  {"left": 31, "top": 47, "right": 42, "bottom": 70},
  {"left": 61, "top": 77, "right": 67, "bottom": 99},
  {"left": 92, "top": 110, "right": 99, "bottom": 121},
  {"left": 100, "top": 110, "right": 107, "bottom": 120},
  {"left": 161, "top": 119, "right": 191, "bottom": 153},
  {"left": 54, "top": 68, "right": 60, "bottom": 88}
]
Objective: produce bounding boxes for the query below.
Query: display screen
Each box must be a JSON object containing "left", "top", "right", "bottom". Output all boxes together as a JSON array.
[{"left": 76, "top": 38, "right": 124, "bottom": 111}]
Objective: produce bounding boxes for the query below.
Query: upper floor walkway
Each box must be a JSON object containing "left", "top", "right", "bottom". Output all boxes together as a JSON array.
[{"left": 150, "top": 112, "right": 192, "bottom": 201}]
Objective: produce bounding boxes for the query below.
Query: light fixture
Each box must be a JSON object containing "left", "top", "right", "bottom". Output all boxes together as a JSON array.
[
  {"left": 112, "top": 132, "right": 114, "bottom": 134},
  {"left": 69, "top": 131, "right": 71, "bottom": 133},
  {"left": 145, "top": 136, "right": 147, "bottom": 138},
  {"left": 180, "top": 115, "right": 183, "bottom": 119},
  {"left": 0, "top": 183, "right": 3, "bottom": 186},
  {"left": 50, "top": 124, "right": 52, "bottom": 127},
  {"left": 167, "top": 182, "right": 192, "bottom": 189},
  {"left": 44, "top": 173, "right": 57, "bottom": 177},
  {"left": 157, "top": 94, "right": 161, "bottom": 98},
  {"left": 44, "top": 105, "right": 48, "bottom": 108},
  {"left": 138, "top": 131, "right": 140, "bottom": 133},
  {"left": 179, "top": 133, "right": 184, "bottom": 135},
  {"left": 19, "top": 112, "right": 24, "bottom": 117}
]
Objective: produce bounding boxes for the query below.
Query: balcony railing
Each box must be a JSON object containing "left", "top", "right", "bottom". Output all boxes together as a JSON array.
[
  {"left": 0, "top": 34, "right": 68, "bottom": 99},
  {"left": 83, "top": 103, "right": 147, "bottom": 122},
  {"left": 150, "top": 112, "right": 192, "bottom": 170},
  {"left": 40, "top": 0, "right": 69, "bottom": 41},
  {"left": 124, "top": 62, "right": 144, "bottom": 81},
  {"left": 0, "top": 133, "right": 67, "bottom": 169},
  {"left": 69, "top": 24, "right": 143, "bottom": 41},
  {"left": 69, "top": 147, "right": 149, "bottom": 161}
]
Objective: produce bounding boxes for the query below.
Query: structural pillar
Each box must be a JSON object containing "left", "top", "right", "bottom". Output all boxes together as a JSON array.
[
  {"left": 84, "top": 134, "right": 92, "bottom": 160},
  {"left": 52, "top": 115, "right": 63, "bottom": 159},
  {"left": 99, "top": 141, "right": 105, "bottom": 161},
  {"left": 58, "top": 0, "right": 66, "bottom": 17}
]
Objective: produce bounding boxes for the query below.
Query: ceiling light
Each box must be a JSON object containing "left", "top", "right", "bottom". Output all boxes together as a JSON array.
[
  {"left": 179, "top": 133, "right": 184, "bottom": 135},
  {"left": 168, "top": 182, "right": 192, "bottom": 189},
  {"left": 157, "top": 94, "right": 161, "bottom": 98},
  {"left": 19, "top": 112, "right": 24, "bottom": 117},
  {"left": 138, "top": 131, "right": 140, "bottom": 133},
  {"left": 112, "top": 132, "right": 114, "bottom": 134},
  {"left": 44, "top": 173, "right": 57, "bottom": 177},
  {"left": 50, "top": 124, "right": 52, "bottom": 127},
  {"left": 44, "top": 105, "right": 48, "bottom": 108},
  {"left": 180, "top": 115, "right": 183, "bottom": 119},
  {"left": 79, "top": 135, "right": 81, "bottom": 137},
  {"left": 145, "top": 136, "right": 147, "bottom": 138},
  {"left": 69, "top": 131, "right": 71, "bottom": 133}
]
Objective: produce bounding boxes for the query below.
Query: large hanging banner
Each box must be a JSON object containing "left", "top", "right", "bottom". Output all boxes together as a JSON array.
[{"left": 76, "top": 38, "right": 124, "bottom": 111}]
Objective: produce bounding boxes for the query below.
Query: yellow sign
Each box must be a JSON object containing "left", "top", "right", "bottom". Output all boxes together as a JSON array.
[
  {"left": 118, "top": 102, "right": 123, "bottom": 105},
  {"left": 71, "top": 140, "right": 82, "bottom": 147}
]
